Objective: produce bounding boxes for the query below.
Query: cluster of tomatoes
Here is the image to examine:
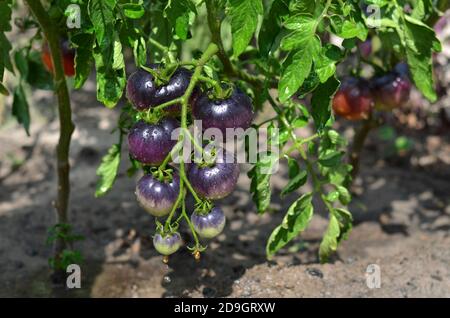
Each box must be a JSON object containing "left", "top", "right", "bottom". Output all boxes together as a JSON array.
[
  {"left": 125, "top": 65, "right": 254, "bottom": 256},
  {"left": 332, "top": 63, "right": 412, "bottom": 120}
]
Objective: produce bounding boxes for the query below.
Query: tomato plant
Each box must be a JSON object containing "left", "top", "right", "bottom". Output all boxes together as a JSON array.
[{"left": 0, "top": 0, "right": 446, "bottom": 275}]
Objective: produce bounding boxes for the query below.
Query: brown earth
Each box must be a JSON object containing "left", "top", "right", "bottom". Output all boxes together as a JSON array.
[{"left": 0, "top": 73, "right": 449, "bottom": 298}]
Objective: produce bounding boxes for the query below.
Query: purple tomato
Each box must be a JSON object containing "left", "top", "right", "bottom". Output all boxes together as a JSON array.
[
  {"left": 128, "top": 118, "right": 179, "bottom": 165},
  {"left": 153, "top": 232, "right": 182, "bottom": 255},
  {"left": 136, "top": 172, "right": 180, "bottom": 217},
  {"left": 192, "top": 88, "right": 254, "bottom": 134},
  {"left": 191, "top": 206, "right": 226, "bottom": 239},
  {"left": 187, "top": 149, "right": 239, "bottom": 200}
]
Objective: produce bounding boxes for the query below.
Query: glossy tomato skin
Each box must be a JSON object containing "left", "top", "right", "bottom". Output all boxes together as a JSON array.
[
  {"left": 192, "top": 88, "right": 254, "bottom": 134},
  {"left": 136, "top": 173, "right": 180, "bottom": 217},
  {"left": 372, "top": 63, "right": 411, "bottom": 110},
  {"left": 126, "top": 69, "right": 157, "bottom": 111},
  {"left": 187, "top": 150, "right": 239, "bottom": 200},
  {"left": 151, "top": 67, "right": 193, "bottom": 113},
  {"left": 191, "top": 206, "right": 226, "bottom": 239},
  {"left": 128, "top": 118, "right": 179, "bottom": 165},
  {"left": 126, "top": 66, "right": 194, "bottom": 113},
  {"left": 41, "top": 40, "right": 75, "bottom": 77},
  {"left": 332, "top": 77, "right": 374, "bottom": 120},
  {"left": 153, "top": 232, "right": 182, "bottom": 255},
  {"left": 372, "top": 73, "right": 411, "bottom": 110}
]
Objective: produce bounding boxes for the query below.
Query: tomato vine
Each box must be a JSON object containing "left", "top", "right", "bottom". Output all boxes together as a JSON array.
[{"left": 0, "top": 0, "right": 446, "bottom": 272}]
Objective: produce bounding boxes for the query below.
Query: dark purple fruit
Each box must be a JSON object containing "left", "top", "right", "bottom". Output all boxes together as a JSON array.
[
  {"left": 192, "top": 88, "right": 254, "bottom": 134},
  {"left": 191, "top": 206, "right": 226, "bottom": 239},
  {"left": 372, "top": 64, "right": 411, "bottom": 110},
  {"left": 126, "top": 69, "right": 157, "bottom": 111},
  {"left": 332, "top": 77, "right": 374, "bottom": 120},
  {"left": 136, "top": 173, "right": 180, "bottom": 217},
  {"left": 187, "top": 150, "right": 239, "bottom": 200},
  {"left": 153, "top": 232, "right": 182, "bottom": 255},
  {"left": 128, "top": 118, "right": 179, "bottom": 165},
  {"left": 151, "top": 67, "right": 192, "bottom": 113},
  {"left": 126, "top": 66, "right": 194, "bottom": 113}
]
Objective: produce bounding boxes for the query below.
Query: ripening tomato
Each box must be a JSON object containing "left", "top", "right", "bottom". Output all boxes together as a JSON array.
[
  {"left": 332, "top": 77, "right": 374, "bottom": 120},
  {"left": 41, "top": 40, "right": 75, "bottom": 77}
]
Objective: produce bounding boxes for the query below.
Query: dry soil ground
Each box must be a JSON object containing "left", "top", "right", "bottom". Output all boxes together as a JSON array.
[{"left": 0, "top": 72, "right": 449, "bottom": 298}]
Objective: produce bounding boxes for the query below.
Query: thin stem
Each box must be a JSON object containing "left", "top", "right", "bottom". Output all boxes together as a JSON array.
[
  {"left": 205, "top": 0, "right": 264, "bottom": 88},
  {"left": 181, "top": 198, "right": 201, "bottom": 249},
  {"left": 25, "top": 0, "right": 75, "bottom": 283},
  {"left": 281, "top": 134, "right": 319, "bottom": 158},
  {"left": 349, "top": 113, "right": 380, "bottom": 182},
  {"left": 151, "top": 97, "right": 182, "bottom": 112},
  {"left": 148, "top": 38, "right": 169, "bottom": 52},
  {"left": 180, "top": 172, "right": 202, "bottom": 204},
  {"left": 164, "top": 185, "right": 184, "bottom": 232},
  {"left": 198, "top": 75, "right": 223, "bottom": 96},
  {"left": 185, "top": 129, "right": 205, "bottom": 155},
  {"left": 159, "top": 147, "right": 174, "bottom": 171}
]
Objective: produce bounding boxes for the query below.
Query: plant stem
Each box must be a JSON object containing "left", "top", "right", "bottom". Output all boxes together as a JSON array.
[
  {"left": 181, "top": 198, "right": 201, "bottom": 250},
  {"left": 205, "top": 0, "right": 263, "bottom": 88},
  {"left": 25, "top": 0, "right": 75, "bottom": 282},
  {"left": 148, "top": 38, "right": 169, "bottom": 52},
  {"left": 185, "top": 129, "right": 205, "bottom": 155},
  {"left": 164, "top": 185, "right": 184, "bottom": 232},
  {"left": 180, "top": 173, "right": 202, "bottom": 204},
  {"left": 151, "top": 97, "right": 182, "bottom": 112},
  {"left": 198, "top": 75, "right": 223, "bottom": 96},
  {"left": 172, "top": 44, "right": 219, "bottom": 216},
  {"left": 205, "top": 0, "right": 234, "bottom": 75},
  {"left": 349, "top": 113, "right": 380, "bottom": 182}
]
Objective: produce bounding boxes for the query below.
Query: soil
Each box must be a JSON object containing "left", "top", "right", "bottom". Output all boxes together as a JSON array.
[
  {"left": 0, "top": 72, "right": 449, "bottom": 298},
  {"left": 2, "top": 14, "right": 450, "bottom": 296}
]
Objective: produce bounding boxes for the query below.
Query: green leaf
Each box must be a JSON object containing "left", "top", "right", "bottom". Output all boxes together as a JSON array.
[
  {"left": 401, "top": 16, "right": 441, "bottom": 102},
  {"left": 133, "top": 35, "right": 147, "bottom": 67},
  {"left": 248, "top": 152, "right": 279, "bottom": 214},
  {"left": 95, "top": 141, "right": 122, "bottom": 197},
  {"left": 71, "top": 33, "right": 94, "bottom": 89},
  {"left": 289, "top": 0, "right": 315, "bottom": 14},
  {"left": 287, "top": 157, "right": 300, "bottom": 178},
  {"left": 0, "top": 0, "right": 12, "bottom": 32},
  {"left": 258, "top": 0, "right": 289, "bottom": 57},
  {"left": 12, "top": 84, "right": 30, "bottom": 136},
  {"left": 0, "top": 81, "right": 8, "bottom": 96},
  {"left": 93, "top": 33, "right": 126, "bottom": 108},
  {"left": 311, "top": 75, "right": 340, "bottom": 132},
  {"left": 121, "top": 3, "right": 145, "bottom": 19},
  {"left": 319, "top": 212, "right": 340, "bottom": 263},
  {"left": 283, "top": 13, "right": 316, "bottom": 31},
  {"left": 315, "top": 44, "right": 343, "bottom": 83},
  {"left": 25, "top": 51, "right": 53, "bottom": 90},
  {"left": 266, "top": 193, "right": 314, "bottom": 259},
  {"left": 319, "top": 208, "right": 353, "bottom": 263},
  {"left": 164, "top": 0, "right": 196, "bottom": 40},
  {"left": 88, "top": 0, "right": 116, "bottom": 47},
  {"left": 14, "top": 50, "right": 28, "bottom": 78},
  {"left": 228, "top": 0, "right": 263, "bottom": 57},
  {"left": 149, "top": 3, "right": 172, "bottom": 62},
  {"left": 278, "top": 35, "right": 320, "bottom": 102},
  {"left": 328, "top": 164, "right": 352, "bottom": 186},
  {"left": 339, "top": 20, "right": 368, "bottom": 41},
  {"left": 336, "top": 185, "right": 351, "bottom": 205},
  {"left": 319, "top": 150, "right": 344, "bottom": 167},
  {"left": 281, "top": 170, "right": 307, "bottom": 197},
  {"left": 0, "top": 32, "right": 13, "bottom": 73},
  {"left": 334, "top": 208, "right": 353, "bottom": 241}
]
